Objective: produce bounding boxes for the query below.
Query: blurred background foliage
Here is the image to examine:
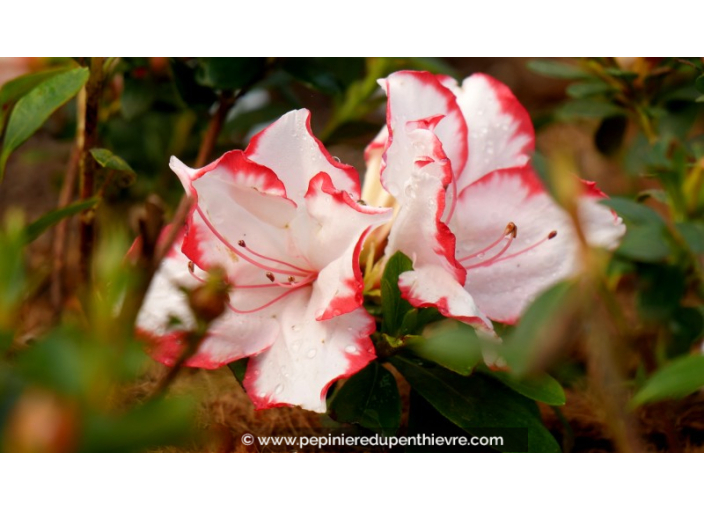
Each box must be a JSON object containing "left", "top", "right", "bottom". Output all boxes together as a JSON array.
[{"left": 1, "top": 57, "right": 704, "bottom": 452}]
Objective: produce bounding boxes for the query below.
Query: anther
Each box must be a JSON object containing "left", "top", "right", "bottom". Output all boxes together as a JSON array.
[
  {"left": 238, "top": 240, "right": 246, "bottom": 247},
  {"left": 188, "top": 261, "right": 195, "bottom": 272},
  {"left": 288, "top": 276, "right": 296, "bottom": 283},
  {"left": 504, "top": 222, "right": 518, "bottom": 238},
  {"left": 266, "top": 272, "right": 275, "bottom": 282},
  {"left": 548, "top": 230, "right": 557, "bottom": 240}
]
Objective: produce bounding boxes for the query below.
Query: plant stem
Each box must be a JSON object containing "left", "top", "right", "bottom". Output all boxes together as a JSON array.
[{"left": 78, "top": 57, "right": 104, "bottom": 285}]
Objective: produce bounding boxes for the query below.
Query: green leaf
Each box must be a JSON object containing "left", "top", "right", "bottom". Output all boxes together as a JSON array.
[
  {"left": 0, "top": 67, "right": 70, "bottom": 130},
  {"left": 90, "top": 148, "right": 137, "bottom": 188},
  {"left": 616, "top": 224, "right": 673, "bottom": 262},
  {"left": 391, "top": 356, "right": 560, "bottom": 452},
  {"left": 566, "top": 81, "right": 613, "bottom": 98},
  {"left": 197, "top": 58, "right": 267, "bottom": 91},
  {"left": 636, "top": 264, "right": 685, "bottom": 321},
  {"left": 227, "top": 358, "right": 248, "bottom": 385},
  {"left": 601, "top": 197, "right": 665, "bottom": 226},
  {"left": 503, "top": 280, "right": 578, "bottom": 376},
  {"left": 169, "top": 58, "right": 217, "bottom": 107},
  {"left": 478, "top": 367, "right": 566, "bottom": 406},
  {"left": 695, "top": 75, "right": 704, "bottom": 95},
  {"left": 380, "top": 251, "right": 414, "bottom": 336},
  {"left": 527, "top": 59, "right": 590, "bottom": 80},
  {"left": 557, "top": 99, "right": 625, "bottom": 119},
  {"left": 329, "top": 362, "right": 401, "bottom": 435},
  {"left": 631, "top": 355, "right": 704, "bottom": 408},
  {"left": 282, "top": 58, "right": 365, "bottom": 95},
  {"left": 120, "top": 76, "right": 156, "bottom": 120},
  {"left": 24, "top": 197, "right": 99, "bottom": 243},
  {"left": 405, "top": 322, "right": 483, "bottom": 376},
  {"left": 676, "top": 222, "right": 704, "bottom": 254},
  {"left": 0, "top": 67, "right": 89, "bottom": 180}
]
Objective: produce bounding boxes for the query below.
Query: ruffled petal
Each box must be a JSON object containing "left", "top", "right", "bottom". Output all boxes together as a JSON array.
[
  {"left": 398, "top": 265, "right": 490, "bottom": 329},
  {"left": 442, "top": 73, "right": 535, "bottom": 192},
  {"left": 245, "top": 109, "right": 361, "bottom": 202},
  {"left": 452, "top": 166, "right": 624, "bottom": 323},
  {"left": 379, "top": 71, "right": 468, "bottom": 186},
  {"left": 243, "top": 292, "right": 376, "bottom": 412}
]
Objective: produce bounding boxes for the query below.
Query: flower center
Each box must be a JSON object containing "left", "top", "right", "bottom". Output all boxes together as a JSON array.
[
  {"left": 190, "top": 206, "right": 318, "bottom": 314},
  {"left": 458, "top": 221, "right": 557, "bottom": 271}
]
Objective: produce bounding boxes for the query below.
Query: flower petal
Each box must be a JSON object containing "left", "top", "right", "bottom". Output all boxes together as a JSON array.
[
  {"left": 453, "top": 165, "right": 624, "bottom": 323},
  {"left": 398, "top": 265, "right": 490, "bottom": 329},
  {"left": 442, "top": 73, "right": 535, "bottom": 192},
  {"left": 243, "top": 292, "right": 376, "bottom": 412},
  {"left": 245, "top": 109, "right": 361, "bottom": 202}
]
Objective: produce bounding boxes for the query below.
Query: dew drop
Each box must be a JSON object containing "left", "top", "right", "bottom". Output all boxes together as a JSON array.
[
  {"left": 258, "top": 392, "right": 266, "bottom": 398},
  {"left": 404, "top": 184, "right": 415, "bottom": 198},
  {"left": 275, "top": 384, "right": 284, "bottom": 395},
  {"left": 306, "top": 348, "right": 317, "bottom": 358},
  {"left": 332, "top": 156, "right": 341, "bottom": 163},
  {"left": 344, "top": 345, "right": 358, "bottom": 354},
  {"left": 291, "top": 324, "right": 302, "bottom": 332},
  {"left": 477, "top": 253, "right": 485, "bottom": 259}
]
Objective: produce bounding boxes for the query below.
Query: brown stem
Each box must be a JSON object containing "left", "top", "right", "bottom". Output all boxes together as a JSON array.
[
  {"left": 194, "top": 91, "right": 234, "bottom": 168},
  {"left": 78, "top": 57, "right": 104, "bottom": 285},
  {"left": 50, "top": 144, "right": 80, "bottom": 312}
]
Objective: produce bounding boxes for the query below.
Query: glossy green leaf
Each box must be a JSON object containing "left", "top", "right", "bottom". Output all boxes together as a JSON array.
[
  {"left": 631, "top": 355, "right": 704, "bottom": 408},
  {"left": 557, "top": 99, "right": 625, "bottom": 119},
  {"left": 90, "top": 148, "right": 137, "bottom": 188},
  {"left": 329, "top": 362, "right": 401, "bottom": 435},
  {"left": 169, "top": 58, "right": 217, "bottom": 107},
  {"left": 0, "top": 67, "right": 89, "bottom": 180},
  {"left": 282, "top": 58, "right": 365, "bottom": 95},
  {"left": 391, "top": 356, "right": 560, "bottom": 452},
  {"left": 24, "top": 197, "right": 99, "bottom": 243},
  {"left": 527, "top": 59, "right": 589, "bottom": 80},
  {"left": 227, "top": 358, "right": 248, "bottom": 385},
  {"left": 405, "top": 322, "right": 483, "bottom": 376},
  {"left": 478, "top": 367, "right": 566, "bottom": 406},
  {"left": 380, "top": 251, "right": 413, "bottom": 336},
  {"left": 695, "top": 75, "right": 704, "bottom": 94},
  {"left": 0, "top": 67, "right": 69, "bottom": 129}
]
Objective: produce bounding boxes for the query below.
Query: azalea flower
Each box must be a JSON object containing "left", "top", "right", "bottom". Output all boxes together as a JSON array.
[
  {"left": 366, "top": 71, "right": 625, "bottom": 327},
  {"left": 137, "top": 109, "right": 392, "bottom": 412}
]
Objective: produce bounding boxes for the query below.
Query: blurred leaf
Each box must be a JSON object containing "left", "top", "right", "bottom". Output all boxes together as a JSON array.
[
  {"left": 80, "top": 397, "right": 194, "bottom": 452},
  {"left": 404, "top": 322, "right": 483, "bottom": 376},
  {"left": 566, "top": 81, "right": 613, "bottom": 98},
  {"left": 0, "top": 212, "right": 27, "bottom": 314},
  {"left": 197, "top": 58, "right": 267, "bottom": 91},
  {"left": 329, "top": 362, "right": 401, "bottom": 436},
  {"left": 403, "top": 57, "right": 457, "bottom": 77},
  {"left": 527, "top": 59, "right": 589, "bottom": 80},
  {"left": 601, "top": 197, "right": 665, "bottom": 226},
  {"left": 121, "top": 76, "right": 155, "bottom": 120},
  {"left": 391, "top": 356, "right": 560, "bottom": 452},
  {"left": 0, "top": 67, "right": 89, "bottom": 180},
  {"left": 604, "top": 68, "right": 638, "bottom": 80},
  {"left": 380, "top": 251, "right": 414, "bottom": 336},
  {"left": 503, "top": 280, "right": 579, "bottom": 375},
  {"left": 636, "top": 264, "right": 685, "bottom": 321},
  {"left": 478, "top": 367, "right": 566, "bottom": 406},
  {"left": 24, "top": 197, "right": 99, "bottom": 243},
  {"left": 169, "top": 58, "right": 217, "bottom": 107},
  {"left": 90, "top": 148, "right": 137, "bottom": 188},
  {"left": 595, "top": 116, "right": 628, "bottom": 156},
  {"left": 557, "top": 99, "right": 625, "bottom": 120},
  {"left": 616, "top": 224, "right": 673, "bottom": 262},
  {"left": 668, "top": 307, "right": 704, "bottom": 357},
  {"left": 282, "top": 58, "right": 365, "bottom": 95},
  {"left": 398, "top": 307, "right": 443, "bottom": 337},
  {"left": 676, "top": 222, "right": 704, "bottom": 254},
  {"left": 0, "top": 67, "right": 69, "bottom": 130},
  {"left": 631, "top": 355, "right": 704, "bottom": 408},
  {"left": 695, "top": 75, "right": 704, "bottom": 94}
]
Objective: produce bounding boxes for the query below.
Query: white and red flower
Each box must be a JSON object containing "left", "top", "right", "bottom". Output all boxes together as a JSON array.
[
  {"left": 367, "top": 71, "right": 625, "bottom": 327},
  {"left": 137, "top": 109, "right": 392, "bottom": 412}
]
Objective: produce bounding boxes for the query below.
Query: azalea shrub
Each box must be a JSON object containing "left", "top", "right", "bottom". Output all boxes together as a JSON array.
[{"left": 1, "top": 58, "right": 704, "bottom": 452}]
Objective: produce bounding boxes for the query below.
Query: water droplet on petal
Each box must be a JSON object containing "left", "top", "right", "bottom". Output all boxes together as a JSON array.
[
  {"left": 306, "top": 348, "right": 317, "bottom": 358},
  {"left": 258, "top": 392, "right": 266, "bottom": 398},
  {"left": 275, "top": 384, "right": 284, "bottom": 395},
  {"left": 291, "top": 324, "right": 301, "bottom": 332},
  {"left": 332, "top": 156, "right": 341, "bottom": 163},
  {"left": 344, "top": 345, "right": 358, "bottom": 354},
  {"left": 477, "top": 253, "right": 485, "bottom": 259},
  {"left": 404, "top": 185, "right": 415, "bottom": 198}
]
